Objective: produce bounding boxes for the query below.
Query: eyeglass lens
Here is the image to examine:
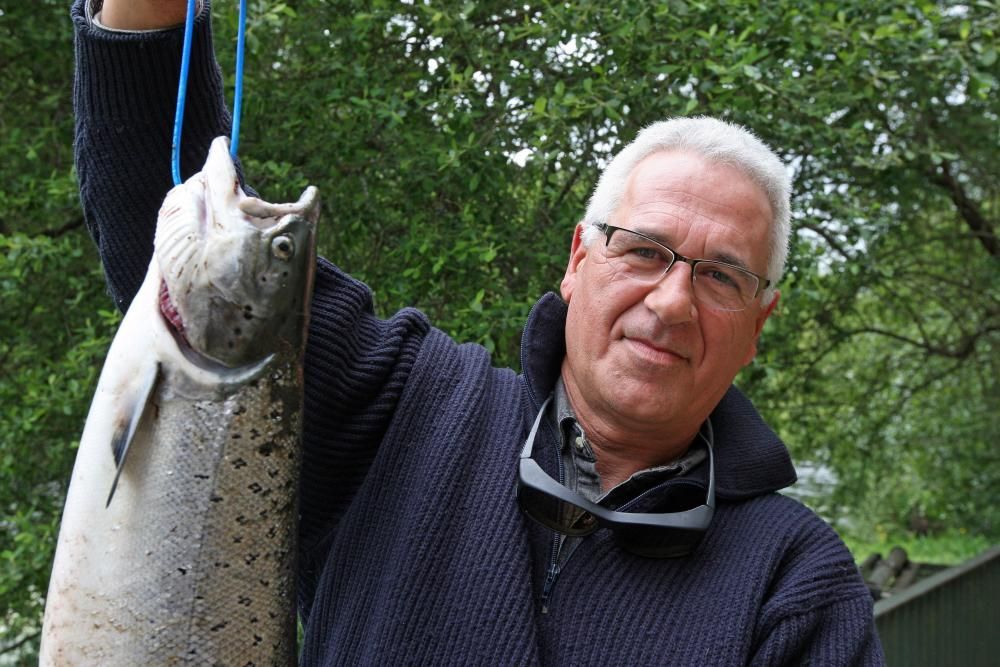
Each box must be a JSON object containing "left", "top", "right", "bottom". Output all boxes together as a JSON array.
[{"left": 603, "top": 228, "right": 759, "bottom": 310}]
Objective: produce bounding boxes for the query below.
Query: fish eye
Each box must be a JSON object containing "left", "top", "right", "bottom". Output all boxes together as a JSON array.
[{"left": 271, "top": 235, "right": 294, "bottom": 260}]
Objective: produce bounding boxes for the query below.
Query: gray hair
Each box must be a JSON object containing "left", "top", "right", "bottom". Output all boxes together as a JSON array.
[{"left": 581, "top": 117, "right": 791, "bottom": 304}]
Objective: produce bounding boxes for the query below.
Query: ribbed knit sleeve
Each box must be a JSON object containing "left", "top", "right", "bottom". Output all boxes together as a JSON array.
[
  {"left": 749, "top": 504, "right": 884, "bottom": 665},
  {"left": 72, "top": 0, "right": 230, "bottom": 312}
]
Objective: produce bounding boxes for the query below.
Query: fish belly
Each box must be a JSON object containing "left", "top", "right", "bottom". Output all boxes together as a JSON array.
[{"left": 41, "top": 361, "right": 300, "bottom": 666}]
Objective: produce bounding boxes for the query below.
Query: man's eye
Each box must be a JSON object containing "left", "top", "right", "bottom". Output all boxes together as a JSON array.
[
  {"left": 628, "top": 246, "right": 662, "bottom": 260},
  {"left": 705, "top": 268, "right": 739, "bottom": 287}
]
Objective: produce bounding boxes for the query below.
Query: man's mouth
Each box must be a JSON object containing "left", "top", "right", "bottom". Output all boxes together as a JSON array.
[{"left": 624, "top": 336, "right": 688, "bottom": 363}]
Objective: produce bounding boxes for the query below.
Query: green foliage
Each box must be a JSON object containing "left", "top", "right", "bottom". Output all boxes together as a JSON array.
[
  {"left": 0, "top": 235, "right": 115, "bottom": 662},
  {"left": 841, "top": 529, "right": 995, "bottom": 567},
  {"left": 1, "top": 0, "right": 998, "bottom": 658}
]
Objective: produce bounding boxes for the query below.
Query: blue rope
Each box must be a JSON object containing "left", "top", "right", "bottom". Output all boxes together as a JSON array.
[
  {"left": 170, "top": 0, "right": 198, "bottom": 186},
  {"left": 171, "top": 0, "right": 248, "bottom": 185},
  {"left": 231, "top": 0, "right": 247, "bottom": 158}
]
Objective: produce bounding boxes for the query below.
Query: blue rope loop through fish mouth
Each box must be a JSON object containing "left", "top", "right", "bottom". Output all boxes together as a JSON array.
[{"left": 173, "top": 0, "right": 247, "bottom": 185}]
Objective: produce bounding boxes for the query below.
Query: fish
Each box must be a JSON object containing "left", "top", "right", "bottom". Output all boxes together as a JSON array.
[{"left": 39, "top": 136, "right": 319, "bottom": 666}]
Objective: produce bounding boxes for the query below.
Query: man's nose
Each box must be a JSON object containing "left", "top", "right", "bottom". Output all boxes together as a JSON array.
[{"left": 643, "top": 261, "right": 698, "bottom": 324}]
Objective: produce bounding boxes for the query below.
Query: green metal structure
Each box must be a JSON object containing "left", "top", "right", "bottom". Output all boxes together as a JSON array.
[{"left": 874, "top": 546, "right": 999, "bottom": 666}]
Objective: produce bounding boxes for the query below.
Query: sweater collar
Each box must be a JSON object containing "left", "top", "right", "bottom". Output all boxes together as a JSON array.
[{"left": 520, "top": 292, "right": 797, "bottom": 501}]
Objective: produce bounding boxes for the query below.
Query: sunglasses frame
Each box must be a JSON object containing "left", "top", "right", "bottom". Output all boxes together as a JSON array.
[{"left": 517, "top": 397, "right": 716, "bottom": 553}]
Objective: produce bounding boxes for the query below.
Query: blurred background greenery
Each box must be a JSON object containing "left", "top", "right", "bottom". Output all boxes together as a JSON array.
[{"left": 2, "top": 0, "right": 997, "bottom": 660}]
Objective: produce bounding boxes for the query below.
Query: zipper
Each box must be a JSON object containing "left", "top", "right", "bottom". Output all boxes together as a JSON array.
[
  {"left": 540, "top": 425, "right": 565, "bottom": 615},
  {"left": 540, "top": 561, "right": 560, "bottom": 614}
]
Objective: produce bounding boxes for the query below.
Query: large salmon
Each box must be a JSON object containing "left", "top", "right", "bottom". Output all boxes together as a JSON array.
[{"left": 40, "top": 137, "right": 319, "bottom": 665}]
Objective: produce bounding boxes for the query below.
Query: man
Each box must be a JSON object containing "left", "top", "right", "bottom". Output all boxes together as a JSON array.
[{"left": 71, "top": 1, "right": 883, "bottom": 664}]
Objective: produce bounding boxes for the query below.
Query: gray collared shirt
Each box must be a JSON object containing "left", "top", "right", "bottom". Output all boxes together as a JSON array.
[{"left": 552, "top": 377, "right": 707, "bottom": 504}]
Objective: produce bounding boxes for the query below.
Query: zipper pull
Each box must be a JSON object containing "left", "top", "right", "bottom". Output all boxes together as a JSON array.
[{"left": 540, "top": 562, "right": 561, "bottom": 614}]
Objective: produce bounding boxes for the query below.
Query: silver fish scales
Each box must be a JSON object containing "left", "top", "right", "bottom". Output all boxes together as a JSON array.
[{"left": 40, "top": 137, "right": 319, "bottom": 665}]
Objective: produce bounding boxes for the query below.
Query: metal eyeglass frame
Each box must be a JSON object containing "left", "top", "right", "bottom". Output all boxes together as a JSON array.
[{"left": 595, "top": 223, "right": 771, "bottom": 311}]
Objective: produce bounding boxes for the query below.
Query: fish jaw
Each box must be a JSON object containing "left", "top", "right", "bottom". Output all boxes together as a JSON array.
[{"left": 154, "top": 137, "right": 319, "bottom": 368}]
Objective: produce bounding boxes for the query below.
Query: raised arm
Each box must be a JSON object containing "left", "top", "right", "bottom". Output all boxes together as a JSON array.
[
  {"left": 72, "top": 0, "right": 230, "bottom": 311},
  {"left": 98, "top": 0, "right": 190, "bottom": 30}
]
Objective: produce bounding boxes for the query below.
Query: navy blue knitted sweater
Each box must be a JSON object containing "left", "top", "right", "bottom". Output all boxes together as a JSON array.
[{"left": 71, "top": 3, "right": 882, "bottom": 664}]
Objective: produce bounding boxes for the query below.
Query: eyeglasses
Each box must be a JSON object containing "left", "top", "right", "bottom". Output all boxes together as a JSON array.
[
  {"left": 516, "top": 398, "right": 715, "bottom": 558},
  {"left": 594, "top": 223, "right": 771, "bottom": 312}
]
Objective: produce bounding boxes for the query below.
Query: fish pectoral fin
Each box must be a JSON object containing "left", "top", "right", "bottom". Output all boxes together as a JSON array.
[{"left": 106, "top": 359, "right": 161, "bottom": 508}]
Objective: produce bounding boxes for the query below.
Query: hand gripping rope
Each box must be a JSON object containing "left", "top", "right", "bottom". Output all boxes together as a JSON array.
[{"left": 171, "top": 0, "right": 248, "bottom": 185}]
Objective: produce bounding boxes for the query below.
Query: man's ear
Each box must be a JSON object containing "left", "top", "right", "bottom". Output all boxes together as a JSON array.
[
  {"left": 742, "top": 290, "right": 780, "bottom": 365},
  {"left": 560, "top": 224, "right": 589, "bottom": 303}
]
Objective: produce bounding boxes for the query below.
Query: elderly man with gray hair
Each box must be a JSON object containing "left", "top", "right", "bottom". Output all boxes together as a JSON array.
[{"left": 69, "top": 0, "right": 883, "bottom": 664}]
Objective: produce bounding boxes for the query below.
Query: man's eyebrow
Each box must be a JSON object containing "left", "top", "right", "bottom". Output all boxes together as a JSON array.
[{"left": 711, "top": 252, "right": 753, "bottom": 272}]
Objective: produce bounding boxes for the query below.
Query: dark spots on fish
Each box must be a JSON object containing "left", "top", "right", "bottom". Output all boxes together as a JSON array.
[
  {"left": 253, "top": 634, "right": 263, "bottom": 646},
  {"left": 236, "top": 514, "right": 249, "bottom": 525},
  {"left": 233, "top": 535, "right": 243, "bottom": 544},
  {"left": 243, "top": 312, "right": 254, "bottom": 321},
  {"left": 269, "top": 410, "right": 281, "bottom": 421},
  {"left": 250, "top": 428, "right": 260, "bottom": 439},
  {"left": 228, "top": 340, "right": 234, "bottom": 349},
  {"left": 260, "top": 579, "right": 271, "bottom": 588},
  {"left": 234, "top": 326, "right": 242, "bottom": 336},
  {"left": 214, "top": 561, "right": 231, "bottom": 569},
  {"left": 210, "top": 494, "right": 224, "bottom": 503},
  {"left": 177, "top": 567, "right": 187, "bottom": 575},
  {"left": 266, "top": 525, "right": 277, "bottom": 539},
  {"left": 250, "top": 616, "right": 259, "bottom": 624},
  {"left": 248, "top": 482, "right": 263, "bottom": 494},
  {"left": 260, "top": 275, "right": 267, "bottom": 283},
  {"left": 231, "top": 433, "right": 241, "bottom": 440},
  {"left": 238, "top": 595, "right": 252, "bottom": 606},
  {"left": 233, "top": 404, "right": 247, "bottom": 415},
  {"left": 245, "top": 552, "right": 260, "bottom": 565},
  {"left": 257, "top": 442, "right": 274, "bottom": 456},
  {"left": 210, "top": 621, "right": 228, "bottom": 632},
  {"left": 194, "top": 473, "right": 210, "bottom": 480},
  {"left": 268, "top": 611, "right": 277, "bottom": 619},
  {"left": 232, "top": 457, "right": 247, "bottom": 469},
  {"left": 267, "top": 468, "right": 279, "bottom": 479}
]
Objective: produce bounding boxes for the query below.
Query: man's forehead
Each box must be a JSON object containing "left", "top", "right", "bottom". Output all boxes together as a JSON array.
[{"left": 615, "top": 151, "right": 773, "bottom": 268}]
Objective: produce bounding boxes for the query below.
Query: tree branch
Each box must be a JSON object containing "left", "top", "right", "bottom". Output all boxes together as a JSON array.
[
  {"left": 0, "top": 630, "right": 40, "bottom": 656},
  {"left": 834, "top": 323, "right": 999, "bottom": 360},
  {"left": 38, "top": 217, "right": 85, "bottom": 239},
  {"left": 929, "top": 160, "right": 998, "bottom": 258}
]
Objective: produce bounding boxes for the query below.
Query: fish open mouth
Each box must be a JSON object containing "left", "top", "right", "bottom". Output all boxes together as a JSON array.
[{"left": 158, "top": 280, "right": 189, "bottom": 345}]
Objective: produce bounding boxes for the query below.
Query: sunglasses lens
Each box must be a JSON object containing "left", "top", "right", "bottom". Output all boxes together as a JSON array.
[
  {"left": 613, "top": 524, "right": 706, "bottom": 558},
  {"left": 517, "top": 483, "right": 599, "bottom": 536}
]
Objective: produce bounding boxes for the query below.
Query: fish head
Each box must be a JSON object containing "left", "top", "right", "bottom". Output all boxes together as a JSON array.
[{"left": 155, "top": 137, "right": 319, "bottom": 368}]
